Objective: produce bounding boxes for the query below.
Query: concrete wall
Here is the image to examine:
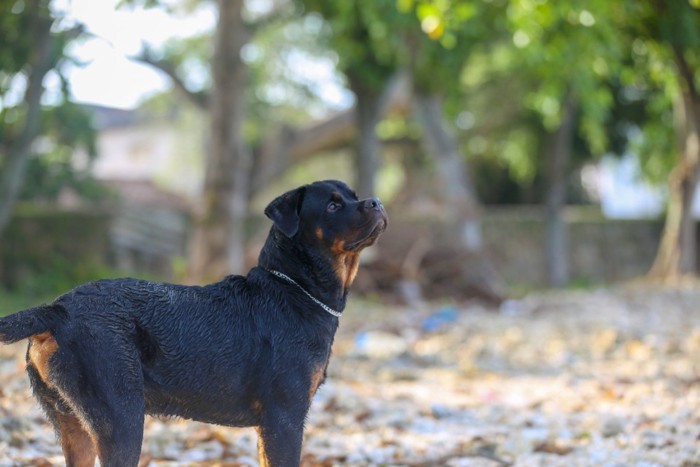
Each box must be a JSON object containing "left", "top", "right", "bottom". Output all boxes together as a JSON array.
[
  {"left": 482, "top": 208, "right": 662, "bottom": 287},
  {"left": 0, "top": 206, "right": 667, "bottom": 293}
]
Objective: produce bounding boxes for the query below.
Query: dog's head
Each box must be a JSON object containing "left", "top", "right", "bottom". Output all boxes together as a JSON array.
[{"left": 264, "top": 180, "right": 388, "bottom": 290}]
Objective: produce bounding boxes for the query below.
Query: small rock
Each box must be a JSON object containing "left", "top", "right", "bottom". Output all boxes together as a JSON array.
[
  {"left": 354, "top": 331, "right": 409, "bottom": 359},
  {"left": 431, "top": 404, "right": 453, "bottom": 419},
  {"left": 499, "top": 299, "right": 524, "bottom": 316},
  {"left": 625, "top": 340, "right": 653, "bottom": 361},
  {"left": 591, "top": 328, "right": 618, "bottom": 358},
  {"left": 534, "top": 440, "right": 574, "bottom": 455},
  {"left": 601, "top": 416, "right": 625, "bottom": 438},
  {"left": 235, "top": 456, "right": 259, "bottom": 466},
  {"left": 422, "top": 307, "right": 458, "bottom": 332},
  {"left": 640, "top": 430, "right": 668, "bottom": 449}
]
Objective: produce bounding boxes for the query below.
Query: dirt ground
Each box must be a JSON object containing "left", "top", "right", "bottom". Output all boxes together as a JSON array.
[{"left": 1, "top": 286, "right": 700, "bottom": 466}]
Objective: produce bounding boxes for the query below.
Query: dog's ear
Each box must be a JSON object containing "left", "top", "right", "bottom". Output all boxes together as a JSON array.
[{"left": 264, "top": 186, "right": 306, "bottom": 237}]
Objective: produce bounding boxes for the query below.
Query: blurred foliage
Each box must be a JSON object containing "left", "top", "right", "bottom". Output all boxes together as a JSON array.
[
  {"left": 4, "top": 0, "right": 700, "bottom": 285},
  {"left": 243, "top": 8, "right": 351, "bottom": 140},
  {"left": 5, "top": 0, "right": 695, "bottom": 209},
  {"left": 0, "top": 0, "right": 101, "bottom": 204},
  {"left": 488, "top": 0, "right": 625, "bottom": 202},
  {"left": 3, "top": 256, "right": 120, "bottom": 298},
  {"left": 402, "top": 0, "right": 508, "bottom": 97},
  {"left": 405, "top": 0, "right": 699, "bottom": 204},
  {"left": 112, "top": 0, "right": 698, "bottom": 208},
  {"left": 125, "top": 0, "right": 348, "bottom": 148},
  {"left": 298, "top": 0, "right": 408, "bottom": 93},
  {"left": 0, "top": 290, "right": 55, "bottom": 315},
  {"left": 622, "top": 1, "right": 700, "bottom": 184},
  {"left": 20, "top": 101, "right": 108, "bottom": 202},
  {"left": 0, "top": 208, "right": 114, "bottom": 295}
]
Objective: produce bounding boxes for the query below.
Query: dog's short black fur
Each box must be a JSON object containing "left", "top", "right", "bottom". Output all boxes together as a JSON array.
[{"left": 0, "top": 180, "right": 387, "bottom": 467}]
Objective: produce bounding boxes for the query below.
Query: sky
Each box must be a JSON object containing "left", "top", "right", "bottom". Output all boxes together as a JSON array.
[
  {"left": 53, "top": 0, "right": 350, "bottom": 113},
  {"left": 54, "top": 0, "right": 216, "bottom": 109}
]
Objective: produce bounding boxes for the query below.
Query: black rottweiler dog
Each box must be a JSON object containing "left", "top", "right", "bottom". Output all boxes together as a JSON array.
[{"left": 0, "top": 180, "right": 387, "bottom": 467}]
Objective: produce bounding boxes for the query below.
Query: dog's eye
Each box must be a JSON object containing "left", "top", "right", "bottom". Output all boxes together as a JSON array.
[{"left": 327, "top": 201, "right": 341, "bottom": 212}]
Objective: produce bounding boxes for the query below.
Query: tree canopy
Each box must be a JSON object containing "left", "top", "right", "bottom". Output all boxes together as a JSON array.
[{"left": 0, "top": 0, "right": 96, "bottom": 233}]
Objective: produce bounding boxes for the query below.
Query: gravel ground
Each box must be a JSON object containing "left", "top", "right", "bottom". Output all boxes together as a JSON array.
[{"left": 1, "top": 286, "right": 700, "bottom": 466}]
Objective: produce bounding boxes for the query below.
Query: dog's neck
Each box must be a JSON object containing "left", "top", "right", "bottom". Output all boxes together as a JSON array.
[{"left": 257, "top": 228, "right": 349, "bottom": 313}]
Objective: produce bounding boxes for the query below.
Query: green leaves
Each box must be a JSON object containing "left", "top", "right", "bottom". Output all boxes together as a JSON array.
[
  {"left": 299, "top": 0, "right": 406, "bottom": 92},
  {"left": 507, "top": 0, "right": 623, "bottom": 155},
  {"left": 0, "top": 0, "right": 97, "bottom": 206},
  {"left": 405, "top": 0, "right": 478, "bottom": 45}
]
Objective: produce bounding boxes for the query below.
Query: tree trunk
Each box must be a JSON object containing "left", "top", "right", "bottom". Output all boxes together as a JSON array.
[
  {"left": 187, "top": 0, "right": 251, "bottom": 281},
  {"left": 647, "top": 89, "right": 700, "bottom": 281},
  {"left": 412, "top": 92, "right": 481, "bottom": 247},
  {"left": 0, "top": 2, "right": 54, "bottom": 235},
  {"left": 412, "top": 91, "right": 504, "bottom": 302},
  {"left": 544, "top": 93, "right": 577, "bottom": 288},
  {"left": 350, "top": 84, "right": 382, "bottom": 198}
]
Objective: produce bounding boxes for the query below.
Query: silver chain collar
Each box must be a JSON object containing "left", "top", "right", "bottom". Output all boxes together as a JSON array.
[{"left": 267, "top": 269, "right": 342, "bottom": 318}]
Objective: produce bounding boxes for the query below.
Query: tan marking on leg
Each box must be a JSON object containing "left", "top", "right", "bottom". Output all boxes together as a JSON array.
[
  {"left": 56, "top": 411, "right": 97, "bottom": 467},
  {"left": 28, "top": 331, "right": 58, "bottom": 383},
  {"left": 257, "top": 427, "right": 270, "bottom": 467}
]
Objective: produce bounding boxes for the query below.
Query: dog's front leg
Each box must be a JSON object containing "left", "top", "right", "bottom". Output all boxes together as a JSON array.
[{"left": 256, "top": 409, "right": 305, "bottom": 467}]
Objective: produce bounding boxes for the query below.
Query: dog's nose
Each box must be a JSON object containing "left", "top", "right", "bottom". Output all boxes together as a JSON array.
[{"left": 363, "top": 197, "right": 383, "bottom": 211}]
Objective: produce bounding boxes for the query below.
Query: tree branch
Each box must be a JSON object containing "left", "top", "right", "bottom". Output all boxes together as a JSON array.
[
  {"left": 249, "top": 71, "right": 411, "bottom": 195},
  {"left": 244, "top": 2, "right": 292, "bottom": 35},
  {"left": 673, "top": 46, "right": 699, "bottom": 102},
  {"left": 132, "top": 47, "right": 209, "bottom": 110}
]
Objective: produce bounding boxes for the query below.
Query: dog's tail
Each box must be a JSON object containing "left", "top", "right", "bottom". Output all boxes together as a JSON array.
[{"left": 0, "top": 304, "right": 61, "bottom": 344}]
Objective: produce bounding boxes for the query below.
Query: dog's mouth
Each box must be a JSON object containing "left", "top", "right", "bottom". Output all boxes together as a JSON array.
[{"left": 345, "top": 215, "right": 388, "bottom": 252}]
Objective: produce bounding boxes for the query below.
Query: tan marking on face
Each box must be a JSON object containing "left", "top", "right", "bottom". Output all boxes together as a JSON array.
[
  {"left": 28, "top": 331, "right": 58, "bottom": 383},
  {"left": 341, "top": 254, "right": 360, "bottom": 290},
  {"left": 315, "top": 227, "right": 324, "bottom": 241},
  {"left": 331, "top": 238, "right": 346, "bottom": 254},
  {"left": 330, "top": 239, "right": 360, "bottom": 290},
  {"left": 56, "top": 412, "right": 97, "bottom": 467}
]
